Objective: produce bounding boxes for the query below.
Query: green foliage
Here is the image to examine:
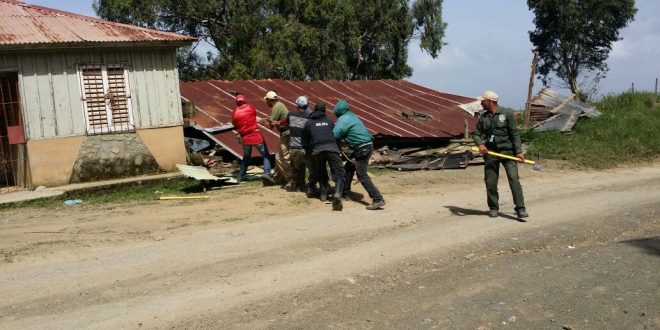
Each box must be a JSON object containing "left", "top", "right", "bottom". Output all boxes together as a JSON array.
[
  {"left": 526, "top": 92, "right": 660, "bottom": 168},
  {"left": 527, "top": 0, "right": 636, "bottom": 96},
  {"left": 94, "top": 0, "right": 446, "bottom": 81}
]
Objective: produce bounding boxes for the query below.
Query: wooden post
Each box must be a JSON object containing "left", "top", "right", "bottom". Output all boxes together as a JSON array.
[
  {"left": 524, "top": 51, "right": 539, "bottom": 128},
  {"left": 631, "top": 82, "right": 635, "bottom": 93},
  {"left": 654, "top": 78, "right": 658, "bottom": 105},
  {"left": 464, "top": 119, "right": 469, "bottom": 139},
  {"left": 16, "top": 144, "right": 25, "bottom": 187}
]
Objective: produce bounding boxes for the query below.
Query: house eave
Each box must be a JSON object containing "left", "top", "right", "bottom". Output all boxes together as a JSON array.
[{"left": 0, "top": 40, "right": 194, "bottom": 52}]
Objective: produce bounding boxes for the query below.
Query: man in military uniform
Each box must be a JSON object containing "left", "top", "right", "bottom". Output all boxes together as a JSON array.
[{"left": 473, "top": 91, "right": 529, "bottom": 219}]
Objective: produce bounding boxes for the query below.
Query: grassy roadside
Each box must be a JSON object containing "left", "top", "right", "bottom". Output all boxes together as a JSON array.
[
  {"left": 1, "top": 168, "right": 387, "bottom": 211},
  {"left": 0, "top": 179, "right": 203, "bottom": 211},
  {"left": 524, "top": 92, "right": 659, "bottom": 169}
]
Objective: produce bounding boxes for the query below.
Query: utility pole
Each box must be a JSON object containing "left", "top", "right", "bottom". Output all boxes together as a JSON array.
[{"left": 524, "top": 50, "right": 539, "bottom": 128}]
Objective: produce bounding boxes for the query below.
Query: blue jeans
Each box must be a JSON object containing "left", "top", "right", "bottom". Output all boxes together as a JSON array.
[{"left": 239, "top": 143, "right": 271, "bottom": 181}]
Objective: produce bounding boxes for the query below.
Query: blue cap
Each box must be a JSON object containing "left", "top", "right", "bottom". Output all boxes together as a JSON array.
[{"left": 295, "top": 96, "right": 308, "bottom": 107}]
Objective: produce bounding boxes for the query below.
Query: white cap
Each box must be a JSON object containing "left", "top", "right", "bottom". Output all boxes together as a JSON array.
[
  {"left": 264, "top": 91, "right": 278, "bottom": 100},
  {"left": 479, "top": 90, "right": 499, "bottom": 102},
  {"left": 295, "top": 96, "right": 308, "bottom": 107}
]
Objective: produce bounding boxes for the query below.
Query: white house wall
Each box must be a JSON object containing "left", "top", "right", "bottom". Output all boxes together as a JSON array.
[{"left": 0, "top": 48, "right": 183, "bottom": 140}]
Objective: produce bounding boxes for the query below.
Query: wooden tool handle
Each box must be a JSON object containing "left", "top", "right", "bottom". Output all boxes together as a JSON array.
[{"left": 471, "top": 147, "right": 536, "bottom": 165}]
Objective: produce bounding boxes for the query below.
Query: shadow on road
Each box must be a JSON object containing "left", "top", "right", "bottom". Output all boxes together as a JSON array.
[
  {"left": 344, "top": 191, "right": 369, "bottom": 206},
  {"left": 444, "top": 206, "right": 526, "bottom": 222},
  {"left": 622, "top": 236, "right": 660, "bottom": 257}
]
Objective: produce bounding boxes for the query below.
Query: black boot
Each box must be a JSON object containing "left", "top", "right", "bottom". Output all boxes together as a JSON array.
[
  {"left": 319, "top": 182, "right": 328, "bottom": 202},
  {"left": 306, "top": 184, "right": 318, "bottom": 198},
  {"left": 332, "top": 180, "right": 344, "bottom": 211}
]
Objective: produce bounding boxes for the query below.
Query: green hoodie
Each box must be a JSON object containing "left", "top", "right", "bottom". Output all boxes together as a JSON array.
[{"left": 332, "top": 99, "right": 373, "bottom": 149}]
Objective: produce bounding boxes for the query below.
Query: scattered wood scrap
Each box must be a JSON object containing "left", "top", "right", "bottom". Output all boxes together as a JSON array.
[
  {"left": 370, "top": 143, "right": 480, "bottom": 171},
  {"left": 158, "top": 195, "right": 210, "bottom": 201}
]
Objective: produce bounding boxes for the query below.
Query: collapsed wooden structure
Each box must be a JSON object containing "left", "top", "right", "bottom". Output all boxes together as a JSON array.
[
  {"left": 369, "top": 141, "right": 481, "bottom": 171},
  {"left": 528, "top": 88, "right": 602, "bottom": 132}
]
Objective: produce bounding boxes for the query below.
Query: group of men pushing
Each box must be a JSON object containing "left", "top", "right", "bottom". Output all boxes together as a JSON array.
[
  {"left": 230, "top": 89, "right": 529, "bottom": 218},
  {"left": 231, "top": 91, "right": 385, "bottom": 211}
]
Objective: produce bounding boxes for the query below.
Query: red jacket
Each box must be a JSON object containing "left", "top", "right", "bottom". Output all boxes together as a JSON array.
[{"left": 231, "top": 103, "right": 264, "bottom": 145}]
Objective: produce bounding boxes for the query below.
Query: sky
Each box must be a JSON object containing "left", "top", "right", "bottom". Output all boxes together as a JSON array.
[{"left": 27, "top": 0, "right": 660, "bottom": 108}]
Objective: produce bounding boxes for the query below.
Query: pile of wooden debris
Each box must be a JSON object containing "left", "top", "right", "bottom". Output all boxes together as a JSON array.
[
  {"left": 369, "top": 140, "right": 483, "bottom": 171},
  {"left": 185, "top": 137, "right": 235, "bottom": 176}
]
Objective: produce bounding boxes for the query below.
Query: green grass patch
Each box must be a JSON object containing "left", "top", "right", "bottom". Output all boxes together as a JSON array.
[
  {"left": 0, "top": 178, "right": 202, "bottom": 211},
  {"left": 525, "top": 92, "right": 660, "bottom": 168},
  {"left": 367, "top": 167, "right": 389, "bottom": 176}
]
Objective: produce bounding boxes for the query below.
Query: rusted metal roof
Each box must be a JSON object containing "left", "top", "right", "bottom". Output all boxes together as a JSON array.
[
  {"left": 0, "top": 0, "right": 194, "bottom": 47},
  {"left": 180, "top": 79, "right": 478, "bottom": 158},
  {"left": 530, "top": 88, "right": 602, "bottom": 132}
]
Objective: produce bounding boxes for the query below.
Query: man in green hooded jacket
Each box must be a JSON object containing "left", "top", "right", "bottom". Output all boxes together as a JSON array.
[{"left": 332, "top": 99, "right": 385, "bottom": 210}]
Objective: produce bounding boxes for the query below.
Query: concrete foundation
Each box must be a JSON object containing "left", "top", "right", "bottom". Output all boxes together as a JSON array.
[
  {"left": 26, "top": 136, "right": 84, "bottom": 187},
  {"left": 69, "top": 132, "right": 160, "bottom": 183},
  {"left": 26, "top": 126, "right": 186, "bottom": 187},
  {"left": 137, "top": 126, "right": 186, "bottom": 171}
]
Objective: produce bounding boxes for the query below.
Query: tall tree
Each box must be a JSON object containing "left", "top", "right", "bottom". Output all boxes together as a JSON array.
[
  {"left": 527, "top": 0, "right": 636, "bottom": 99},
  {"left": 94, "top": 0, "right": 446, "bottom": 81}
]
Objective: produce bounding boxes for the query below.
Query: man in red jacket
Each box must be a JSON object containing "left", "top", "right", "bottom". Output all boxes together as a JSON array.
[{"left": 231, "top": 94, "right": 274, "bottom": 185}]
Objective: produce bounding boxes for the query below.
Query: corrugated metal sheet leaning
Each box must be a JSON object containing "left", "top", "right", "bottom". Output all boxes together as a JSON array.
[
  {"left": 529, "top": 88, "right": 602, "bottom": 132},
  {"left": 180, "top": 79, "right": 478, "bottom": 159}
]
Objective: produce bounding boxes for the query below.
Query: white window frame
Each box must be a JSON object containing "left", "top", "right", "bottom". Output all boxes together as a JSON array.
[{"left": 77, "top": 64, "right": 134, "bottom": 134}]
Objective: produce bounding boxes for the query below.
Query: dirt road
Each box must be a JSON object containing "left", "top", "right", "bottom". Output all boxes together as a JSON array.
[{"left": 1, "top": 163, "right": 658, "bottom": 329}]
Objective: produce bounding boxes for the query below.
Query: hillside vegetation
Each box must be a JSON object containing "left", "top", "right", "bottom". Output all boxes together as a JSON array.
[{"left": 525, "top": 92, "right": 659, "bottom": 168}]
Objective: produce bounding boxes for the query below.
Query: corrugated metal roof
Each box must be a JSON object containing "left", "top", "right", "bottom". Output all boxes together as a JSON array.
[
  {"left": 180, "top": 79, "right": 478, "bottom": 158},
  {"left": 0, "top": 0, "right": 195, "bottom": 46},
  {"left": 530, "top": 88, "right": 602, "bottom": 132},
  {"left": 176, "top": 164, "right": 228, "bottom": 181}
]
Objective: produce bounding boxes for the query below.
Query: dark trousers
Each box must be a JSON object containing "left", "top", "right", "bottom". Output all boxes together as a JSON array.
[
  {"left": 344, "top": 145, "right": 383, "bottom": 202},
  {"left": 484, "top": 153, "right": 525, "bottom": 211},
  {"left": 313, "top": 151, "right": 345, "bottom": 187}
]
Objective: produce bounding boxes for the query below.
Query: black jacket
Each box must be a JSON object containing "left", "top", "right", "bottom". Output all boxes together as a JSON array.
[{"left": 302, "top": 111, "right": 340, "bottom": 155}]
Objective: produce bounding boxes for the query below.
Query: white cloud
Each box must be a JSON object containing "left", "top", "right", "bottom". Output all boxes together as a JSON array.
[
  {"left": 600, "top": 0, "right": 660, "bottom": 95},
  {"left": 610, "top": 40, "right": 630, "bottom": 60},
  {"left": 409, "top": 44, "right": 472, "bottom": 73}
]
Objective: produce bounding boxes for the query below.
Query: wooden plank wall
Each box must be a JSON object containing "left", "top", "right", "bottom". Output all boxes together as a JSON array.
[{"left": 0, "top": 48, "right": 183, "bottom": 140}]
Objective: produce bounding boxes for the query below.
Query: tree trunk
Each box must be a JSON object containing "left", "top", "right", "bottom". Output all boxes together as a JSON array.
[{"left": 569, "top": 75, "right": 581, "bottom": 100}]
